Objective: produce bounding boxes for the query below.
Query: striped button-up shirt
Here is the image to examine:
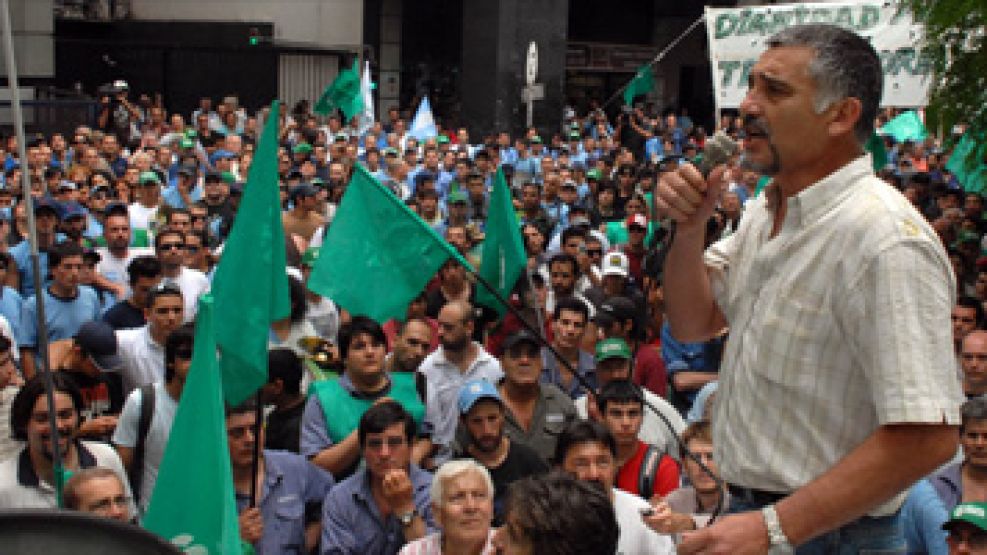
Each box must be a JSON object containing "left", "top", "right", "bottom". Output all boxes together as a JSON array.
[{"left": 703, "top": 155, "right": 962, "bottom": 515}]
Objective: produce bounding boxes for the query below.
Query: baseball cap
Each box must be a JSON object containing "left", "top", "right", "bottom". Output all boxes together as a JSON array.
[
  {"left": 503, "top": 330, "right": 541, "bottom": 352},
  {"left": 943, "top": 502, "right": 987, "bottom": 533},
  {"left": 33, "top": 198, "right": 61, "bottom": 217},
  {"left": 586, "top": 168, "right": 602, "bottom": 180},
  {"left": 458, "top": 379, "right": 502, "bottom": 415},
  {"left": 290, "top": 184, "right": 318, "bottom": 200},
  {"left": 594, "top": 296, "right": 637, "bottom": 326},
  {"left": 179, "top": 137, "right": 195, "bottom": 149},
  {"left": 437, "top": 135, "right": 450, "bottom": 145},
  {"left": 204, "top": 170, "right": 224, "bottom": 183},
  {"left": 529, "top": 136, "right": 543, "bottom": 145},
  {"left": 301, "top": 247, "right": 321, "bottom": 267},
  {"left": 139, "top": 171, "right": 162, "bottom": 186},
  {"left": 595, "top": 338, "right": 632, "bottom": 363},
  {"left": 57, "top": 180, "right": 77, "bottom": 191},
  {"left": 75, "top": 321, "right": 122, "bottom": 372},
  {"left": 60, "top": 201, "right": 88, "bottom": 222},
  {"left": 177, "top": 165, "right": 196, "bottom": 178},
  {"left": 569, "top": 131, "right": 582, "bottom": 140},
  {"left": 293, "top": 142, "right": 313, "bottom": 155},
  {"left": 414, "top": 171, "right": 437, "bottom": 188},
  {"left": 447, "top": 190, "right": 468, "bottom": 204},
  {"left": 625, "top": 213, "right": 648, "bottom": 229},
  {"left": 601, "top": 251, "right": 629, "bottom": 278}
]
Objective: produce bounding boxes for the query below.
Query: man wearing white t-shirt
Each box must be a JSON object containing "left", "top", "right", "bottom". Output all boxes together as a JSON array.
[
  {"left": 113, "top": 324, "right": 193, "bottom": 512},
  {"left": 555, "top": 419, "right": 674, "bottom": 554},
  {"left": 129, "top": 171, "right": 163, "bottom": 233},
  {"left": 154, "top": 227, "right": 208, "bottom": 322},
  {"left": 115, "top": 284, "right": 184, "bottom": 395},
  {"left": 96, "top": 208, "right": 153, "bottom": 293}
]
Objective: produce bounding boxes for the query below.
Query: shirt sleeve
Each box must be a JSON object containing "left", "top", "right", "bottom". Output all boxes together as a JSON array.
[
  {"left": 111, "top": 388, "right": 142, "bottom": 448},
  {"left": 17, "top": 298, "right": 37, "bottom": 349},
  {"left": 840, "top": 240, "right": 963, "bottom": 425},
  {"left": 320, "top": 488, "right": 359, "bottom": 555},
  {"left": 654, "top": 455, "right": 681, "bottom": 498},
  {"left": 300, "top": 395, "right": 334, "bottom": 458}
]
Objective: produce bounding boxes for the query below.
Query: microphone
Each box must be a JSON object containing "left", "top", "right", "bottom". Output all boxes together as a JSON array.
[{"left": 696, "top": 131, "right": 740, "bottom": 178}]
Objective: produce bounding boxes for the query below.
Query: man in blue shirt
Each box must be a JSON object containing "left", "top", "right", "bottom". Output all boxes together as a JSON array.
[
  {"left": 19, "top": 241, "right": 101, "bottom": 378},
  {"left": 228, "top": 398, "right": 335, "bottom": 555},
  {"left": 10, "top": 198, "right": 62, "bottom": 298},
  {"left": 320, "top": 401, "right": 435, "bottom": 554}
]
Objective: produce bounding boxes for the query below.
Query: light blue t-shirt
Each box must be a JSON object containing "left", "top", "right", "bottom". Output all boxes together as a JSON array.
[{"left": 18, "top": 285, "right": 102, "bottom": 348}]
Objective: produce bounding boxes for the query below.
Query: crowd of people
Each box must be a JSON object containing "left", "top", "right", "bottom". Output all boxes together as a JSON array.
[{"left": 0, "top": 21, "right": 982, "bottom": 555}]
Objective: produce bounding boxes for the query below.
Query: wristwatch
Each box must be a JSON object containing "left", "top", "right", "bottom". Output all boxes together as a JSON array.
[
  {"left": 761, "top": 505, "right": 794, "bottom": 553},
  {"left": 397, "top": 509, "right": 418, "bottom": 526}
]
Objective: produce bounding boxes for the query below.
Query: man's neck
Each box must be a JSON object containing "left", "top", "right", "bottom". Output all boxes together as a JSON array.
[
  {"left": 49, "top": 282, "right": 77, "bottom": 298},
  {"left": 442, "top": 535, "right": 488, "bottom": 555},
  {"left": 965, "top": 379, "right": 987, "bottom": 397},
  {"left": 468, "top": 436, "right": 510, "bottom": 469},
  {"left": 615, "top": 440, "right": 637, "bottom": 467},
  {"left": 553, "top": 343, "right": 579, "bottom": 361},
  {"left": 232, "top": 457, "right": 264, "bottom": 490},
  {"left": 139, "top": 198, "right": 158, "bottom": 209},
  {"left": 348, "top": 371, "right": 389, "bottom": 394},
  {"left": 444, "top": 343, "right": 477, "bottom": 372},
  {"left": 500, "top": 379, "right": 539, "bottom": 403},
  {"left": 149, "top": 325, "right": 168, "bottom": 346},
  {"left": 774, "top": 147, "right": 861, "bottom": 200},
  {"left": 161, "top": 264, "right": 181, "bottom": 279},
  {"left": 965, "top": 462, "right": 987, "bottom": 483},
  {"left": 695, "top": 487, "right": 722, "bottom": 513},
  {"left": 165, "top": 379, "right": 183, "bottom": 402},
  {"left": 30, "top": 444, "right": 79, "bottom": 485},
  {"left": 108, "top": 245, "right": 128, "bottom": 259}
]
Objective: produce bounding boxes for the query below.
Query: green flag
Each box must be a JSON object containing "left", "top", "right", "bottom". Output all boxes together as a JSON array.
[
  {"left": 880, "top": 110, "right": 928, "bottom": 142},
  {"left": 623, "top": 64, "right": 654, "bottom": 107},
  {"left": 314, "top": 59, "right": 364, "bottom": 120},
  {"left": 212, "top": 100, "right": 290, "bottom": 405},
  {"left": 865, "top": 132, "right": 888, "bottom": 172},
  {"left": 144, "top": 295, "right": 242, "bottom": 555},
  {"left": 308, "top": 164, "right": 472, "bottom": 323},
  {"left": 946, "top": 131, "right": 987, "bottom": 194},
  {"left": 475, "top": 168, "right": 526, "bottom": 316}
]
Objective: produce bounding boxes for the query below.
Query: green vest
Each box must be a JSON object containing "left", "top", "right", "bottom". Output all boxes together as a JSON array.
[{"left": 312, "top": 373, "right": 424, "bottom": 444}]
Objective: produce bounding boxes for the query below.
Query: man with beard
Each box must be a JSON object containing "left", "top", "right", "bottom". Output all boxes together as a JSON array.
[
  {"left": 555, "top": 420, "right": 673, "bottom": 554},
  {"left": 384, "top": 317, "right": 432, "bottom": 396},
  {"left": 419, "top": 301, "right": 502, "bottom": 465},
  {"left": 96, "top": 207, "right": 154, "bottom": 291},
  {"left": 456, "top": 378, "right": 547, "bottom": 525},
  {"left": 201, "top": 171, "right": 235, "bottom": 242},
  {"left": 0, "top": 373, "right": 131, "bottom": 509}
]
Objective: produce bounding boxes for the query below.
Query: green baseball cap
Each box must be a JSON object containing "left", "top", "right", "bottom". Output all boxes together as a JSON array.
[
  {"left": 943, "top": 502, "right": 987, "bottom": 533},
  {"left": 179, "top": 137, "right": 195, "bottom": 149},
  {"left": 293, "top": 142, "right": 313, "bottom": 155},
  {"left": 595, "top": 338, "right": 631, "bottom": 363},
  {"left": 586, "top": 168, "right": 602, "bottom": 180},
  {"left": 184, "top": 129, "right": 197, "bottom": 139},
  {"left": 437, "top": 134, "right": 450, "bottom": 144},
  {"left": 530, "top": 136, "right": 543, "bottom": 144},
  {"left": 447, "top": 190, "right": 468, "bottom": 204},
  {"left": 220, "top": 171, "right": 237, "bottom": 184},
  {"left": 568, "top": 131, "right": 582, "bottom": 140},
  {"left": 138, "top": 171, "right": 161, "bottom": 186},
  {"left": 301, "top": 247, "right": 320, "bottom": 267}
]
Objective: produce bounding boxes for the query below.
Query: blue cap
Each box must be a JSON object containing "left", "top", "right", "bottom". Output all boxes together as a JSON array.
[
  {"left": 60, "top": 201, "right": 88, "bottom": 221},
  {"left": 209, "top": 149, "right": 236, "bottom": 164},
  {"left": 458, "top": 379, "right": 502, "bottom": 415},
  {"left": 33, "top": 197, "right": 61, "bottom": 217}
]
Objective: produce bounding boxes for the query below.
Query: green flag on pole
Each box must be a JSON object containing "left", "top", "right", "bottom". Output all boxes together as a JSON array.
[
  {"left": 865, "top": 132, "right": 888, "bottom": 172},
  {"left": 623, "top": 64, "right": 654, "bottom": 107},
  {"left": 212, "top": 100, "right": 290, "bottom": 405},
  {"left": 475, "top": 167, "right": 526, "bottom": 316},
  {"left": 144, "top": 295, "right": 243, "bottom": 555},
  {"left": 880, "top": 110, "right": 928, "bottom": 142},
  {"left": 946, "top": 131, "right": 987, "bottom": 194},
  {"left": 307, "top": 164, "right": 472, "bottom": 323},
  {"left": 314, "top": 59, "right": 364, "bottom": 121}
]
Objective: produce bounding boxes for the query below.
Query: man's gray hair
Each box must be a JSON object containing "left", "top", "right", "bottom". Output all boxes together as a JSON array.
[
  {"left": 430, "top": 459, "right": 494, "bottom": 506},
  {"left": 767, "top": 24, "right": 882, "bottom": 145}
]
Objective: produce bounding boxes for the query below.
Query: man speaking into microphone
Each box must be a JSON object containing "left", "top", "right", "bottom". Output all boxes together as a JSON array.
[{"left": 655, "top": 23, "right": 961, "bottom": 553}]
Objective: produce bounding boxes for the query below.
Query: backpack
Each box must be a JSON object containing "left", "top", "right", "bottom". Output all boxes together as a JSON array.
[
  {"left": 128, "top": 384, "right": 156, "bottom": 506},
  {"left": 637, "top": 444, "right": 664, "bottom": 498}
]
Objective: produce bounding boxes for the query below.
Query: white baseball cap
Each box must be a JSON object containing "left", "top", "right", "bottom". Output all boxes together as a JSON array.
[{"left": 601, "top": 251, "right": 629, "bottom": 278}]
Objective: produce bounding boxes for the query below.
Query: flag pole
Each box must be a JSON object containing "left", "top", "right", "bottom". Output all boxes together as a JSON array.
[
  {"left": 0, "top": 0, "right": 63, "bottom": 505},
  {"left": 249, "top": 391, "right": 263, "bottom": 507}
]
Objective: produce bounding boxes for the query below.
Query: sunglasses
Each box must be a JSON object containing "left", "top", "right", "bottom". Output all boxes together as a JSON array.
[
  {"left": 587, "top": 249, "right": 603, "bottom": 256},
  {"left": 158, "top": 243, "right": 184, "bottom": 251}
]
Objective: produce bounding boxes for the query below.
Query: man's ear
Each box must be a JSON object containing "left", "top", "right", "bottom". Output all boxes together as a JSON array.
[{"left": 827, "top": 97, "right": 862, "bottom": 140}]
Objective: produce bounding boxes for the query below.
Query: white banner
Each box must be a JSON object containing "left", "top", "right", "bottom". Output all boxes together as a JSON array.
[{"left": 705, "top": 2, "right": 931, "bottom": 110}]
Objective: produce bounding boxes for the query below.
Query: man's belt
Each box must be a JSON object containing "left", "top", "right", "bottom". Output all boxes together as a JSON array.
[{"left": 727, "top": 484, "right": 789, "bottom": 506}]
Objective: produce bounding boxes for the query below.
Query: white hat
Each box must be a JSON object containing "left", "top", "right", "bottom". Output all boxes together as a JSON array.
[{"left": 601, "top": 251, "right": 629, "bottom": 278}]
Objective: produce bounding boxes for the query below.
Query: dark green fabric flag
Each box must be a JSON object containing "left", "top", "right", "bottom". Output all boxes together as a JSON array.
[
  {"left": 865, "top": 133, "right": 888, "bottom": 172},
  {"left": 880, "top": 110, "right": 928, "bottom": 142},
  {"left": 623, "top": 64, "right": 655, "bottom": 107},
  {"left": 308, "top": 164, "right": 472, "bottom": 323},
  {"left": 144, "top": 295, "right": 243, "bottom": 555},
  {"left": 212, "top": 101, "right": 290, "bottom": 405},
  {"left": 314, "top": 59, "right": 364, "bottom": 120},
  {"left": 475, "top": 168, "right": 526, "bottom": 316},
  {"left": 947, "top": 131, "right": 987, "bottom": 195}
]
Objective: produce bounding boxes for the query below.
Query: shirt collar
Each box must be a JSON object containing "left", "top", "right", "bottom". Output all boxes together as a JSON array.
[
  {"left": 17, "top": 440, "right": 96, "bottom": 487},
  {"left": 769, "top": 155, "right": 872, "bottom": 229}
]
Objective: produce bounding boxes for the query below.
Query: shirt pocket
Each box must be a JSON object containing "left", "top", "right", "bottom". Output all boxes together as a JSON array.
[
  {"left": 272, "top": 502, "right": 306, "bottom": 552},
  {"left": 754, "top": 288, "right": 829, "bottom": 387}
]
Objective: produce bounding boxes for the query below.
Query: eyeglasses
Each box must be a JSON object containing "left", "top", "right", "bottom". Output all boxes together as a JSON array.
[
  {"left": 158, "top": 243, "right": 184, "bottom": 251},
  {"left": 365, "top": 436, "right": 406, "bottom": 450},
  {"left": 628, "top": 226, "right": 647, "bottom": 233},
  {"left": 185, "top": 245, "right": 200, "bottom": 253},
  {"left": 586, "top": 249, "right": 603, "bottom": 256},
  {"left": 89, "top": 495, "right": 132, "bottom": 512}
]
